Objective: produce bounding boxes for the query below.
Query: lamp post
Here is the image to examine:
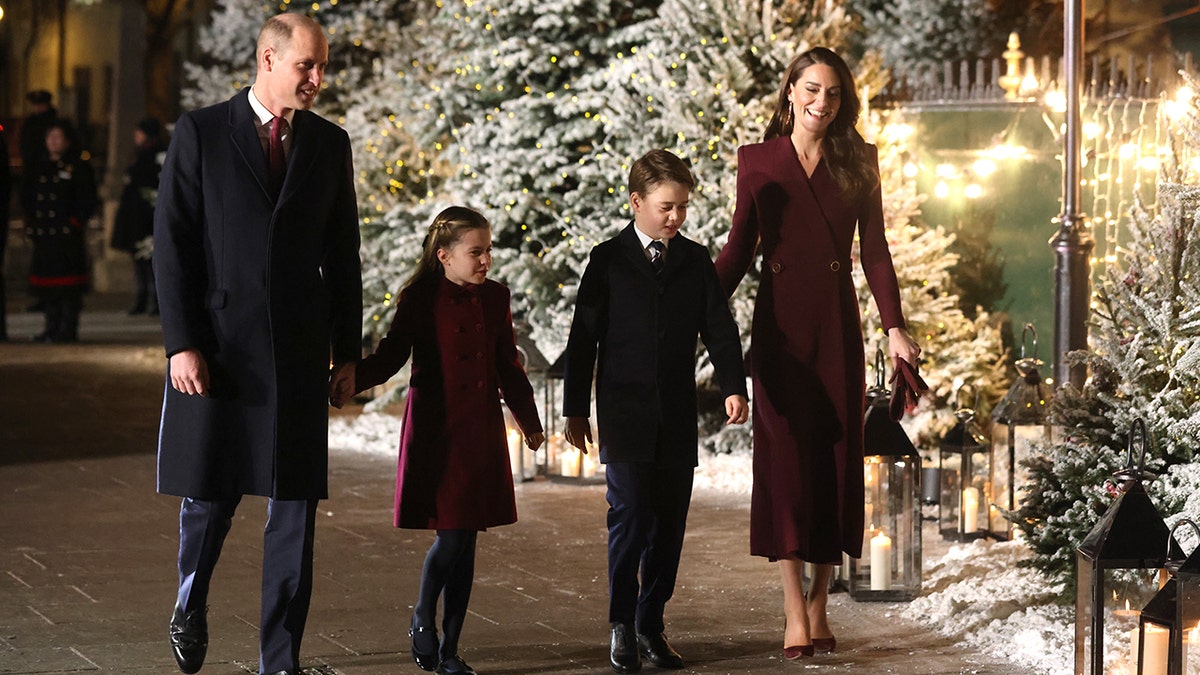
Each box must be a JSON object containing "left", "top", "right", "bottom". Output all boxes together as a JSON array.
[
  {"left": 1051, "top": 0, "right": 1095, "bottom": 390},
  {"left": 990, "top": 323, "right": 1053, "bottom": 539},
  {"left": 1075, "top": 419, "right": 1174, "bottom": 675},
  {"left": 850, "top": 352, "right": 922, "bottom": 602}
]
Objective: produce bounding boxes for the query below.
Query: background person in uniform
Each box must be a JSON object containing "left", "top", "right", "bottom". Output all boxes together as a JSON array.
[
  {"left": 18, "top": 90, "right": 61, "bottom": 314},
  {"left": 111, "top": 116, "right": 166, "bottom": 315},
  {"left": 152, "top": 13, "right": 362, "bottom": 675},
  {"left": 19, "top": 120, "right": 96, "bottom": 343},
  {"left": 19, "top": 90, "right": 57, "bottom": 177},
  {"left": 714, "top": 47, "right": 921, "bottom": 659}
]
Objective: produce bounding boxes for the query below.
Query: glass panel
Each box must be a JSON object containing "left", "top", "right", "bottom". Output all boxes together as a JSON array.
[
  {"left": 939, "top": 449, "right": 962, "bottom": 538},
  {"left": 991, "top": 424, "right": 1012, "bottom": 535}
]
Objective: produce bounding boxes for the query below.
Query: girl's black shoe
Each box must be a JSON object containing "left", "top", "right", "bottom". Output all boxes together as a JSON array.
[{"left": 409, "top": 616, "right": 439, "bottom": 672}]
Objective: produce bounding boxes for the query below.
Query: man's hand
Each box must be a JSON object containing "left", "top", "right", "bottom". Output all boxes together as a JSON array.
[
  {"left": 328, "top": 362, "right": 356, "bottom": 409},
  {"left": 564, "top": 416, "right": 593, "bottom": 453},
  {"left": 525, "top": 431, "right": 545, "bottom": 452},
  {"left": 169, "top": 349, "right": 210, "bottom": 396},
  {"left": 725, "top": 394, "right": 749, "bottom": 425}
]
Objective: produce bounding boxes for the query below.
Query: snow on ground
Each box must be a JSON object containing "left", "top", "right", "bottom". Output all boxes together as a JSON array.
[{"left": 330, "top": 411, "right": 1075, "bottom": 674}]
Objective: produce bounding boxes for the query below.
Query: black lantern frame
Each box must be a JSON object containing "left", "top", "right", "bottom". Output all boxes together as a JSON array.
[
  {"left": 991, "top": 323, "right": 1053, "bottom": 540},
  {"left": 849, "top": 351, "right": 922, "bottom": 602},
  {"left": 939, "top": 384, "right": 989, "bottom": 541},
  {"left": 1075, "top": 419, "right": 1175, "bottom": 675},
  {"left": 1136, "top": 519, "right": 1199, "bottom": 675}
]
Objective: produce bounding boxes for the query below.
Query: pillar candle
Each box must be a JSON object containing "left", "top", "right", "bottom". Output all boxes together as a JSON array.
[
  {"left": 963, "top": 487, "right": 980, "bottom": 533},
  {"left": 1129, "top": 624, "right": 1169, "bottom": 675},
  {"left": 869, "top": 531, "right": 892, "bottom": 591}
]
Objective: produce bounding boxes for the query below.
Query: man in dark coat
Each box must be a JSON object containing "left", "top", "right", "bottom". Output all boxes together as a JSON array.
[
  {"left": 153, "top": 14, "right": 361, "bottom": 675},
  {"left": 562, "top": 150, "right": 748, "bottom": 674}
]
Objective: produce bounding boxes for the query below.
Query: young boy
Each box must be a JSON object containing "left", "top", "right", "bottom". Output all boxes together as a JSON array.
[{"left": 562, "top": 149, "right": 749, "bottom": 673}]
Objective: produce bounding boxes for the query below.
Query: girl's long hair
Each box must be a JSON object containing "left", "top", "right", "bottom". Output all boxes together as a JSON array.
[
  {"left": 402, "top": 206, "right": 491, "bottom": 292},
  {"left": 763, "top": 47, "right": 877, "bottom": 198}
]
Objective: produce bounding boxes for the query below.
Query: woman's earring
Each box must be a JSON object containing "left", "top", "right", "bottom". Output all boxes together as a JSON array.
[{"left": 783, "top": 103, "right": 793, "bottom": 128}]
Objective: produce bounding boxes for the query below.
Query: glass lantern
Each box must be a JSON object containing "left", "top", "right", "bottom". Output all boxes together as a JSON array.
[
  {"left": 850, "top": 351, "right": 922, "bottom": 602},
  {"left": 1136, "top": 519, "right": 1199, "bottom": 675},
  {"left": 939, "top": 385, "right": 990, "bottom": 541},
  {"left": 1076, "top": 419, "right": 1174, "bottom": 675},
  {"left": 991, "top": 323, "right": 1053, "bottom": 539}
]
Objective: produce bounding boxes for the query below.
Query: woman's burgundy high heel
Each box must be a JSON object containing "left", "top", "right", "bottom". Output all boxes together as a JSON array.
[
  {"left": 783, "top": 644, "right": 815, "bottom": 659},
  {"left": 812, "top": 636, "right": 837, "bottom": 653}
]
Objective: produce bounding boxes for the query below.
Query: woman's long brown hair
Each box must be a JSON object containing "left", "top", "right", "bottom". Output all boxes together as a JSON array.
[{"left": 763, "top": 47, "right": 878, "bottom": 199}]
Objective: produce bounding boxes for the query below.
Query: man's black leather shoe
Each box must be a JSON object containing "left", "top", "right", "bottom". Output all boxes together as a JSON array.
[
  {"left": 610, "top": 622, "right": 641, "bottom": 673},
  {"left": 168, "top": 606, "right": 208, "bottom": 674},
  {"left": 435, "top": 655, "right": 476, "bottom": 675},
  {"left": 637, "top": 632, "right": 684, "bottom": 669}
]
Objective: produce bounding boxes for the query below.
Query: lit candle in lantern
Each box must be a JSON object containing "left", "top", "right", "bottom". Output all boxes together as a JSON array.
[
  {"left": 869, "top": 531, "right": 892, "bottom": 591},
  {"left": 506, "top": 428, "right": 522, "bottom": 475},
  {"left": 962, "top": 487, "right": 980, "bottom": 534},
  {"left": 559, "top": 446, "right": 581, "bottom": 478},
  {"left": 1129, "top": 623, "right": 1169, "bottom": 675}
]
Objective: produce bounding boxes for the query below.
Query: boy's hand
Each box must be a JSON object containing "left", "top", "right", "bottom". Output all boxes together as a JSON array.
[
  {"left": 564, "top": 416, "right": 593, "bottom": 453},
  {"left": 525, "top": 432, "right": 545, "bottom": 452},
  {"left": 725, "top": 395, "right": 749, "bottom": 425}
]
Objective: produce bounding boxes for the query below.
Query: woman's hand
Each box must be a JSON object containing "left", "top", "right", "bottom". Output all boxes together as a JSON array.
[{"left": 887, "top": 326, "right": 922, "bottom": 368}]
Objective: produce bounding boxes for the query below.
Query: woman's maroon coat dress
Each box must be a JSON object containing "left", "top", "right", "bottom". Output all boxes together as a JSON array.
[
  {"left": 356, "top": 275, "right": 543, "bottom": 531},
  {"left": 715, "top": 136, "right": 907, "bottom": 562}
]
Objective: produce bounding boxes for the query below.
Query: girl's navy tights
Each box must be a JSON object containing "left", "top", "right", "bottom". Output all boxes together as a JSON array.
[{"left": 414, "top": 529, "right": 477, "bottom": 659}]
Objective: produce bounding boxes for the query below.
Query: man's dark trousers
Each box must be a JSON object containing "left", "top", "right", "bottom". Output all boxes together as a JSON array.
[{"left": 176, "top": 496, "right": 319, "bottom": 673}]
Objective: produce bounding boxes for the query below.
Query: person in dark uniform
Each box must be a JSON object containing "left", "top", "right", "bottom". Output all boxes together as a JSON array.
[
  {"left": 19, "top": 119, "right": 96, "bottom": 343},
  {"left": 19, "top": 90, "right": 57, "bottom": 175},
  {"left": 111, "top": 116, "right": 166, "bottom": 315},
  {"left": 18, "top": 90, "right": 60, "bottom": 314},
  {"left": 562, "top": 149, "right": 749, "bottom": 674},
  {"left": 329, "top": 206, "right": 545, "bottom": 675}
]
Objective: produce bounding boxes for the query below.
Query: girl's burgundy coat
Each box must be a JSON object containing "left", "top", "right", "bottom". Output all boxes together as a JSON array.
[
  {"left": 715, "top": 136, "right": 906, "bottom": 562},
  {"left": 356, "top": 276, "right": 542, "bottom": 530}
]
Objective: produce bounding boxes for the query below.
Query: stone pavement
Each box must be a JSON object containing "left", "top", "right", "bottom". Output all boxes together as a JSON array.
[{"left": 0, "top": 296, "right": 1015, "bottom": 674}]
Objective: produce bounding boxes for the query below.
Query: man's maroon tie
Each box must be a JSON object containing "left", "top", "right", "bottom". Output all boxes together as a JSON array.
[{"left": 268, "top": 116, "right": 287, "bottom": 187}]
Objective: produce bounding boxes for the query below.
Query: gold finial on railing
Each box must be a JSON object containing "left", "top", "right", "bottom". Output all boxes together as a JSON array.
[{"left": 1000, "top": 32, "right": 1024, "bottom": 100}]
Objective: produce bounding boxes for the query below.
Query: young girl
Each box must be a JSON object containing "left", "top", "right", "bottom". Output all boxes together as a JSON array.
[{"left": 330, "top": 206, "right": 544, "bottom": 675}]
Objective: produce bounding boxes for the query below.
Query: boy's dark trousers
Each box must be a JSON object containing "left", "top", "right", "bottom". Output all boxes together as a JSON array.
[{"left": 604, "top": 459, "right": 695, "bottom": 635}]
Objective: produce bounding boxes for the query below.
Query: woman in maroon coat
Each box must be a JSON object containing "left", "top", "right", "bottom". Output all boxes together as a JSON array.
[
  {"left": 330, "top": 206, "right": 543, "bottom": 675},
  {"left": 715, "top": 48, "right": 921, "bottom": 658}
]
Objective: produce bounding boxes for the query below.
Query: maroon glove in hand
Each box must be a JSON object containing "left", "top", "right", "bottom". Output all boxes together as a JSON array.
[{"left": 888, "top": 358, "right": 929, "bottom": 422}]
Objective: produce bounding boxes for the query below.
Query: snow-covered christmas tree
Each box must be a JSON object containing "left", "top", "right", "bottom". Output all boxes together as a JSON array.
[
  {"left": 339, "top": 0, "right": 1008, "bottom": 451},
  {"left": 1016, "top": 76, "right": 1200, "bottom": 589}
]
